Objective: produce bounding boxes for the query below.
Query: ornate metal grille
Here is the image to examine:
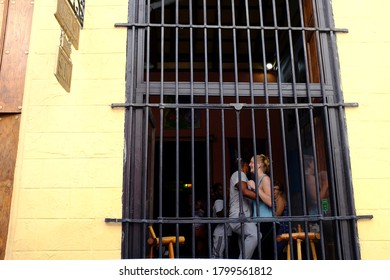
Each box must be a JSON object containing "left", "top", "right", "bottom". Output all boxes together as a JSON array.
[{"left": 67, "top": 0, "right": 85, "bottom": 28}]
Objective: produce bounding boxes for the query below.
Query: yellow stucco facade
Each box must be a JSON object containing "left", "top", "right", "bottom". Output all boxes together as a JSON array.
[
  {"left": 333, "top": 0, "right": 390, "bottom": 259},
  {"left": 5, "top": 0, "right": 127, "bottom": 259},
  {"left": 4, "top": 0, "right": 390, "bottom": 260}
]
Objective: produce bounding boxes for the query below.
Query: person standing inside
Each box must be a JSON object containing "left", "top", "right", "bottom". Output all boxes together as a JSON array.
[
  {"left": 247, "top": 154, "right": 274, "bottom": 260},
  {"left": 274, "top": 180, "right": 287, "bottom": 217},
  {"left": 273, "top": 180, "right": 289, "bottom": 259},
  {"left": 229, "top": 161, "right": 258, "bottom": 259},
  {"left": 194, "top": 199, "right": 207, "bottom": 257},
  {"left": 212, "top": 182, "right": 231, "bottom": 258},
  {"left": 304, "top": 154, "right": 329, "bottom": 216}
]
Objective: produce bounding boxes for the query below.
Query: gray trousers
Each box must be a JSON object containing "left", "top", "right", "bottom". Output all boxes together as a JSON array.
[{"left": 229, "top": 222, "right": 258, "bottom": 259}]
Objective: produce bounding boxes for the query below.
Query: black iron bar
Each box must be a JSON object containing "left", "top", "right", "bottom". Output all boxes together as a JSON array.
[
  {"left": 105, "top": 214, "right": 373, "bottom": 224},
  {"left": 115, "top": 22, "right": 348, "bottom": 33},
  {"left": 112, "top": 102, "right": 359, "bottom": 109}
]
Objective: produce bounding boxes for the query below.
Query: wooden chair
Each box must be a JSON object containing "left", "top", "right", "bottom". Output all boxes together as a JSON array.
[
  {"left": 147, "top": 225, "right": 185, "bottom": 258},
  {"left": 276, "top": 224, "right": 320, "bottom": 260}
]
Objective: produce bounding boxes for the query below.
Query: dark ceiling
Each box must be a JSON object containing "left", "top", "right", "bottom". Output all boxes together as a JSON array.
[{"left": 147, "top": 0, "right": 302, "bottom": 72}]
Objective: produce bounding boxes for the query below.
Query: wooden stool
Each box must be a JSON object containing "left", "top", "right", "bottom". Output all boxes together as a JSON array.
[
  {"left": 147, "top": 225, "right": 185, "bottom": 258},
  {"left": 276, "top": 224, "right": 320, "bottom": 260}
]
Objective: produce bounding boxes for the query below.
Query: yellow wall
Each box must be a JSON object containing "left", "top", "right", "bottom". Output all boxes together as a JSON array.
[
  {"left": 333, "top": 0, "right": 390, "bottom": 259},
  {"left": 5, "top": 0, "right": 127, "bottom": 259}
]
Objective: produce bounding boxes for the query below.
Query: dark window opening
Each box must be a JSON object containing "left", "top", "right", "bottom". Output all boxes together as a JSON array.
[
  {"left": 146, "top": 0, "right": 320, "bottom": 83},
  {"left": 119, "top": 0, "right": 361, "bottom": 260},
  {"left": 146, "top": 96, "right": 338, "bottom": 259}
]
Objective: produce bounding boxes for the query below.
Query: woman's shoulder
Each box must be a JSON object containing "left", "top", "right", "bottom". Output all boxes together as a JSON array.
[{"left": 261, "top": 174, "right": 271, "bottom": 182}]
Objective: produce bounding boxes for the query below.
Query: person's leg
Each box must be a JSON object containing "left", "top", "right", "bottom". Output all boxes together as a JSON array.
[
  {"left": 212, "top": 235, "right": 223, "bottom": 258},
  {"left": 212, "top": 226, "right": 225, "bottom": 258},
  {"left": 230, "top": 222, "right": 258, "bottom": 259},
  {"left": 242, "top": 223, "right": 258, "bottom": 259},
  {"left": 229, "top": 223, "right": 243, "bottom": 258}
]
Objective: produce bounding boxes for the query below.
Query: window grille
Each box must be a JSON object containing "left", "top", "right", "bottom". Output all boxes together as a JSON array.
[{"left": 107, "top": 0, "right": 373, "bottom": 260}]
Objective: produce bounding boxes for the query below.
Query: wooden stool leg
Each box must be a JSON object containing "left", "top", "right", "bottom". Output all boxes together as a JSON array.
[
  {"left": 310, "top": 240, "right": 317, "bottom": 260},
  {"left": 148, "top": 247, "right": 154, "bottom": 258},
  {"left": 287, "top": 243, "right": 291, "bottom": 260},
  {"left": 297, "top": 239, "right": 302, "bottom": 260},
  {"left": 168, "top": 242, "right": 174, "bottom": 258}
]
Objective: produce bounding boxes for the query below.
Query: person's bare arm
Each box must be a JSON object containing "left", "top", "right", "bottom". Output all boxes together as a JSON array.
[
  {"left": 236, "top": 181, "right": 257, "bottom": 200},
  {"left": 319, "top": 171, "right": 329, "bottom": 199},
  {"left": 275, "top": 196, "right": 286, "bottom": 216},
  {"left": 307, "top": 172, "right": 329, "bottom": 201},
  {"left": 247, "top": 180, "right": 256, "bottom": 190},
  {"left": 306, "top": 174, "right": 317, "bottom": 201}
]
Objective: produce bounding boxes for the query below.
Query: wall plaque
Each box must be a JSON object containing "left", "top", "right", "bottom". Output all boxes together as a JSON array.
[
  {"left": 54, "top": 0, "right": 81, "bottom": 49},
  {"left": 55, "top": 45, "right": 73, "bottom": 92}
]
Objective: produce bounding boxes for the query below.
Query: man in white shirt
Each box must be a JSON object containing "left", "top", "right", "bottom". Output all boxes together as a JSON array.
[{"left": 229, "top": 161, "right": 258, "bottom": 259}]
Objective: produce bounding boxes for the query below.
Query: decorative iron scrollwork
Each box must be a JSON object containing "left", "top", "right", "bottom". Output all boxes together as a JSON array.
[{"left": 67, "top": 0, "right": 85, "bottom": 28}]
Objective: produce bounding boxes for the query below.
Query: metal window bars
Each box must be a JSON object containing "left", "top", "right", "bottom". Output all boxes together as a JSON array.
[{"left": 107, "top": 0, "right": 372, "bottom": 260}]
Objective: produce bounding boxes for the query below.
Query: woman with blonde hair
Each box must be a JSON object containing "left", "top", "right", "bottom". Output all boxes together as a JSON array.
[
  {"left": 247, "top": 154, "right": 274, "bottom": 259},
  {"left": 248, "top": 154, "right": 272, "bottom": 216}
]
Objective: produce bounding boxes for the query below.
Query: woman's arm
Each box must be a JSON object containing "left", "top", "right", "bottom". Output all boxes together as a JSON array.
[{"left": 275, "top": 196, "right": 286, "bottom": 216}]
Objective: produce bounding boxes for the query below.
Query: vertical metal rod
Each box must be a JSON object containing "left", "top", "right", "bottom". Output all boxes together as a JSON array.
[
  {"left": 202, "top": 0, "right": 212, "bottom": 258},
  {"left": 312, "top": 0, "right": 344, "bottom": 260},
  {"left": 230, "top": 0, "right": 246, "bottom": 259},
  {"left": 291, "top": 6, "right": 306, "bottom": 252},
  {"left": 311, "top": 0, "right": 328, "bottom": 260},
  {"left": 255, "top": 0, "right": 266, "bottom": 259},
  {"left": 296, "top": 0, "right": 309, "bottom": 217},
  {"left": 217, "top": 0, "right": 229, "bottom": 259},
  {"left": 244, "top": 0, "right": 260, "bottom": 260},
  {"left": 188, "top": 0, "right": 197, "bottom": 258},
  {"left": 231, "top": 0, "right": 239, "bottom": 103},
  {"left": 235, "top": 109, "right": 246, "bottom": 259},
  {"left": 141, "top": 0, "right": 152, "bottom": 259},
  {"left": 269, "top": 0, "right": 285, "bottom": 259},
  {"left": 283, "top": 0, "right": 297, "bottom": 260},
  {"left": 296, "top": 8, "right": 317, "bottom": 247},
  {"left": 174, "top": 0, "right": 181, "bottom": 258},
  {"left": 325, "top": 0, "right": 358, "bottom": 257},
  {"left": 157, "top": 0, "right": 167, "bottom": 258},
  {"left": 122, "top": 0, "right": 138, "bottom": 256}
]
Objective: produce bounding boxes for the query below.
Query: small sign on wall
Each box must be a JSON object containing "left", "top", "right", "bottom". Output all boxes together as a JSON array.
[
  {"left": 54, "top": 0, "right": 81, "bottom": 50},
  {"left": 54, "top": 36, "right": 73, "bottom": 92},
  {"left": 53, "top": 0, "right": 84, "bottom": 92}
]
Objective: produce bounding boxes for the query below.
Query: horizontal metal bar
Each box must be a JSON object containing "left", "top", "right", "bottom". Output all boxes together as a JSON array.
[
  {"left": 136, "top": 81, "right": 335, "bottom": 96},
  {"left": 105, "top": 214, "right": 372, "bottom": 224},
  {"left": 148, "top": 0, "right": 177, "bottom": 10},
  {"left": 114, "top": 22, "right": 348, "bottom": 33},
  {"left": 111, "top": 102, "right": 359, "bottom": 110}
]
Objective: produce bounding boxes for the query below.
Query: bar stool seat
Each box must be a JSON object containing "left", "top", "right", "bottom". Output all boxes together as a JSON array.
[
  {"left": 276, "top": 224, "right": 320, "bottom": 260},
  {"left": 147, "top": 225, "right": 185, "bottom": 258}
]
